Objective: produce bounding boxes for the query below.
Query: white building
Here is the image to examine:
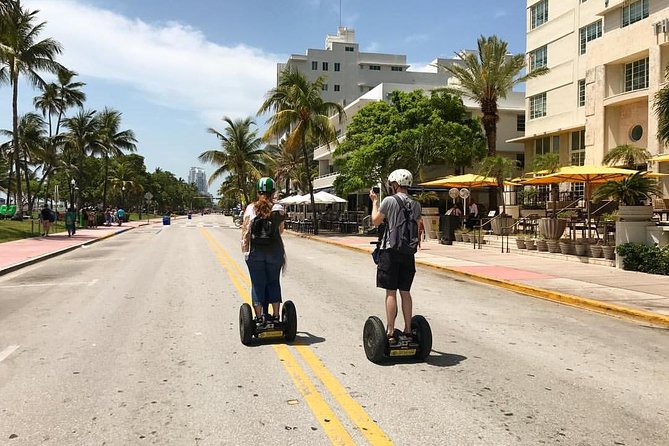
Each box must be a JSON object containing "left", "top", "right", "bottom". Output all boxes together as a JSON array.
[
  {"left": 188, "top": 167, "right": 208, "bottom": 195},
  {"left": 279, "top": 27, "right": 527, "bottom": 192}
]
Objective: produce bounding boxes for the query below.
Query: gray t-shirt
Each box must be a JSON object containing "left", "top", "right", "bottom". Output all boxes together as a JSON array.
[{"left": 378, "top": 192, "right": 422, "bottom": 250}]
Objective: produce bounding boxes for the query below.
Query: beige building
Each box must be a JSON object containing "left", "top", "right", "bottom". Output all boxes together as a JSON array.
[{"left": 516, "top": 0, "right": 668, "bottom": 194}]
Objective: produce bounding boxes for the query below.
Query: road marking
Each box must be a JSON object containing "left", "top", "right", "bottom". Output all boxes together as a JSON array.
[
  {"left": 200, "top": 228, "right": 393, "bottom": 445},
  {"left": 0, "top": 345, "right": 20, "bottom": 363},
  {"left": 0, "top": 280, "right": 98, "bottom": 289},
  {"left": 200, "top": 229, "right": 355, "bottom": 445}
]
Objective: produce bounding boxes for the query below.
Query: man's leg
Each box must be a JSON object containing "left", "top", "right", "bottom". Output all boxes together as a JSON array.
[
  {"left": 399, "top": 290, "right": 413, "bottom": 334},
  {"left": 385, "top": 289, "right": 398, "bottom": 336}
]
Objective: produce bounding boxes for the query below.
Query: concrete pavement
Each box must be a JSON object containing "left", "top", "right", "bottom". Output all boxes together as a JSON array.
[{"left": 292, "top": 231, "right": 669, "bottom": 328}]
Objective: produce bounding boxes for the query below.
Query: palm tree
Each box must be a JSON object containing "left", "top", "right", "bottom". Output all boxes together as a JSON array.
[
  {"left": 199, "top": 116, "right": 265, "bottom": 205},
  {"left": 34, "top": 68, "right": 86, "bottom": 137},
  {"left": 264, "top": 139, "right": 307, "bottom": 195},
  {"left": 61, "top": 109, "right": 98, "bottom": 202},
  {"left": 92, "top": 108, "right": 137, "bottom": 210},
  {"left": 109, "top": 158, "right": 141, "bottom": 210},
  {"left": 258, "top": 68, "right": 344, "bottom": 234},
  {"left": 655, "top": 68, "right": 669, "bottom": 146},
  {"left": 0, "top": 1, "right": 63, "bottom": 218},
  {"left": 602, "top": 144, "right": 650, "bottom": 169},
  {"left": 477, "top": 155, "right": 517, "bottom": 217}
]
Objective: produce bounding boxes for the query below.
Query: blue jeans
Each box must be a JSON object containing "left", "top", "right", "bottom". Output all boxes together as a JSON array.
[{"left": 245, "top": 248, "right": 284, "bottom": 312}]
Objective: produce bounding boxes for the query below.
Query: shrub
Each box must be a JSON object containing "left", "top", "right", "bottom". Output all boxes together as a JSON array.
[{"left": 616, "top": 243, "right": 669, "bottom": 275}]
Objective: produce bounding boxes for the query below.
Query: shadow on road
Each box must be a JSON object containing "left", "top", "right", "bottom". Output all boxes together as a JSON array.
[
  {"left": 292, "top": 331, "right": 326, "bottom": 346},
  {"left": 376, "top": 349, "right": 467, "bottom": 368}
]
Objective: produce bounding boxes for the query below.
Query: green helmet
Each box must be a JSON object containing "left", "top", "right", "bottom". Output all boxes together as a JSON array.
[{"left": 257, "top": 177, "right": 275, "bottom": 193}]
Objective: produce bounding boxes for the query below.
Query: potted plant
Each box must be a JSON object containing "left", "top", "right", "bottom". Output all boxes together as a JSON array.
[
  {"left": 589, "top": 241, "right": 603, "bottom": 258},
  {"left": 593, "top": 172, "right": 660, "bottom": 222},
  {"left": 559, "top": 237, "right": 572, "bottom": 255},
  {"left": 461, "top": 231, "right": 471, "bottom": 242},
  {"left": 546, "top": 238, "right": 560, "bottom": 253},
  {"left": 574, "top": 239, "right": 589, "bottom": 256},
  {"left": 515, "top": 234, "right": 526, "bottom": 249},
  {"left": 536, "top": 236, "right": 548, "bottom": 252},
  {"left": 525, "top": 237, "right": 537, "bottom": 250},
  {"left": 601, "top": 242, "right": 615, "bottom": 260},
  {"left": 454, "top": 229, "right": 463, "bottom": 242}
]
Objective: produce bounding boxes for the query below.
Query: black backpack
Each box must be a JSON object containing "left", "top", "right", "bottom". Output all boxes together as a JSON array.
[
  {"left": 250, "top": 213, "right": 279, "bottom": 245},
  {"left": 391, "top": 195, "right": 419, "bottom": 255}
]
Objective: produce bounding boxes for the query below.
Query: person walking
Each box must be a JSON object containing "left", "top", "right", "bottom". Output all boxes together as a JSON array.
[
  {"left": 116, "top": 207, "right": 126, "bottom": 226},
  {"left": 65, "top": 207, "right": 77, "bottom": 237},
  {"left": 369, "top": 169, "right": 422, "bottom": 344},
  {"left": 40, "top": 204, "right": 53, "bottom": 237},
  {"left": 466, "top": 199, "right": 479, "bottom": 230},
  {"left": 240, "top": 177, "right": 286, "bottom": 323}
]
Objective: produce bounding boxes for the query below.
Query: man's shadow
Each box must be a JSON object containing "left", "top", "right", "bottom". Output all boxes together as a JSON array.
[
  {"left": 377, "top": 349, "right": 467, "bottom": 367},
  {"left": 248, "top": 331, "right": 325, "bottom": 347}
]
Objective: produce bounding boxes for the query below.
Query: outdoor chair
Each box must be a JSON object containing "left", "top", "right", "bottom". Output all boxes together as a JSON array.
[{"left": 0, "top": 205, "right": 6, "bottom": 219}]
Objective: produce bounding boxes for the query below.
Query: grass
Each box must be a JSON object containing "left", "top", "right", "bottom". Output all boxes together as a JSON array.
[{"left": 0, "top": 217, "right": 66, "bottom": 243}]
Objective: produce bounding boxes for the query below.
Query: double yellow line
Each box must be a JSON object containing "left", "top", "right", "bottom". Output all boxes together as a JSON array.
[{"left": 200, "top": 228, "right": 393, "bottom": 446}]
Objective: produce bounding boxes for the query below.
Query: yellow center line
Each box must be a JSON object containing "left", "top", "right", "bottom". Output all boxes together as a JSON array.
[
  {"left": 200, "top": 229, "right": 356, "bottom": 446},
  {"left": 201, "top": 228, "right": 394, "bottom": 446}
]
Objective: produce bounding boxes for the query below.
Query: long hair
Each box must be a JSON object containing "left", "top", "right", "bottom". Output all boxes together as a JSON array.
[{"left": 253, "top": 192, "right": 273, "bottom": 218}]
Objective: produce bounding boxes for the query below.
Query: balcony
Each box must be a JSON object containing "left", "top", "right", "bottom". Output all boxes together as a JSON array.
[
  {"left": 313, "top": 172, "right": 339, "bottom": 190},
  {"left": 313, "top": 135, "right": 346, "bottom": 161}
]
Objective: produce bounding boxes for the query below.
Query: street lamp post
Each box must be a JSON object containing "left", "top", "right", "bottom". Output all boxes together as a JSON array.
[
  {"left": 70, "top": 179, "right": 76, "bottom": 211},
  {"left": 122, "top": 185, "right": 126, "bottom": 210}
]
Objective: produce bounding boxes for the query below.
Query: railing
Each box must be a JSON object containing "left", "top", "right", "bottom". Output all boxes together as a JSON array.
[{"left": 473, "top": 214, "right": 502, "bottom": 251}]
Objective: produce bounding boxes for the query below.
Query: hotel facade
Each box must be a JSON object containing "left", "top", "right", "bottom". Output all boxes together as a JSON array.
[{"left": 518, "top": 0, "right": 669, "bottom": 193}]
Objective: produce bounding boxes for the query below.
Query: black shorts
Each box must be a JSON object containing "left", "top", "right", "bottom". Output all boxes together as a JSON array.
[{"left": 376, "top": 249, "right": 416, "bottom": 291}]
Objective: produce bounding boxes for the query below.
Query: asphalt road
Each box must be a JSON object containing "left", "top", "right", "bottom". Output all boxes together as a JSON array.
[{"left": 0, "top": 215, "right": 667, "bottom": 445}]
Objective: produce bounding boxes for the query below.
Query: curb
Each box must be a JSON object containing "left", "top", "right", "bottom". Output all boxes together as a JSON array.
[
  {"left": 290, "top": 232, "right": 669, "bottom": 329},
  {"left": 0, "top": 222, "right": 155, "bottom": 277}
]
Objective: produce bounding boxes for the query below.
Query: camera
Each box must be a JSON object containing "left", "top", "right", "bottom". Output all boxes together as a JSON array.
[{"left": 372, "top": 186, "right": 380, "bottom": 194}]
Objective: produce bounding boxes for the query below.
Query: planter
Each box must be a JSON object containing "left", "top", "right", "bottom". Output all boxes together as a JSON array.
[
  {"left": 461, "top": 233, "right": 470, "bottom": 242},
  {"left": 538, "top": 218, "right": 568, "bottom": 240},
  {"left": 589, "top": 244, "right": 603, "bottom": 258},
  {"left": 525, "top": 239, "right": 537, "bottom": 250},
  {"left": 515, "top": 238, "right": 526, "bottom": 249},
  {"left": 454, "top": 232, "right": 463, "bottom": 242},
  {"left": 575, "top": 243, "right": 589, "bottom": 256},
  {"left": 559, "top": 241, "right": 572, "bottom": 255},
  {"left": 617, "top": 205, "right": 653, "bottom": 222},
  {"left": 490, "top": 216, "right": 514, "bottom": 235},
  {"left": 546, "top": 240, "right": 560, "bottom": 253},
  {"left": 536, "top": 239, "right": 548, "bottom": 252},
  {"left": 601, "top": 245, "right": 615, "bottom": 260}
]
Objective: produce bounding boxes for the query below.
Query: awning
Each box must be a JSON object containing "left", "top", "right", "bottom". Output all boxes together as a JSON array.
[{"left": 506, "top": 124, "right": 586, "bottom": 144}]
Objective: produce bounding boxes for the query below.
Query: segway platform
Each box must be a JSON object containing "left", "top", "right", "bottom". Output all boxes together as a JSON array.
[
  {"left": 363, "top": 315, "right": 432, "bottom": 363},
  {"left": 239, "top": 301, "right": 297, "bottom": 345}
]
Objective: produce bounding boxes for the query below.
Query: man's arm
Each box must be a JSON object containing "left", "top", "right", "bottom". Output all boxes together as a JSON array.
[{"left": 370, "top": 192, "right": 385, "bottom": 226}]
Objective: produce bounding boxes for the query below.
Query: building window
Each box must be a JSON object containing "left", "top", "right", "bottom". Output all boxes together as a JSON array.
[
  {"left": 529, "top": 45, "right": 548, "bottom": 71},
  {"left": 530, "top": 93, "right": 547, "bottom": 119},
  {"left": 578, "top": 79, "right": 586, "bottom": 107},
  {"left": 334, "top": 62, "right": 340, "bottom": 72},
  {"left": 552, "top": 136, "right": 560, "bottom": 153},
  {"left": 345, "top": 46, "right": 354, "bottom": 52},
  {"left": 622, "top": 0, "right": 649, "bottom": 27},
  {"left": 531, "top": 0, "right": 549, "bottom": 29},
  {"left": 369, "top": 65, "right": 381, "bottom": 71},
  {"left": 311, "top": 61, "right": 318, "bottom": 70},
  {"left": 391, "top": 66, "right": 403, "bottom": 71},
  {"left": 629, "top": 125, "right": 643, "bottom": 142},
  {"left": 334, "top": 84, "right": 340, "bottom": 92},
  {"left": 624, "top": 57, "right": 649, "bottom": 92},
  {"left": 322, "top": 62, "right": 329, "bottom": 71},
  {"left": 321, "top": 84, "right": 328, "bottom": 91},
  {"left": 579, "top": 20, "right": 602, "bottom": 55},
  {"left": 517, "top": 114, "right": 526, "bottom": 132},
  {"left": 571, "top": 130, "right": 586, "bottom": 166},
  {"left": 535, "top": 137, "right": 551, "bottom": 155}
]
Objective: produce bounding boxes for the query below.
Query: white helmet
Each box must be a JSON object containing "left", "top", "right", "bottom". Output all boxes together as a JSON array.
[{"left": 388, "top": 169, "right": 413, "bottom": 187}]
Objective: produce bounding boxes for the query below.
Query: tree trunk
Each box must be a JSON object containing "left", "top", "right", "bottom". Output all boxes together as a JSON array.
[
  {"left": 11, "top": 75, "right": 23, "bottom": 220},
  {"left": 22, "top": 150, "right": 33, "bottom": 216},
  {"left": 302, "top": 134, "right": 318, "bottom": 235},
  {"left": 102, "top": 154, "right": 109, "bottom": 210},
  {"left": 481, "top": 103, "right": 499, "bottom": 214}
]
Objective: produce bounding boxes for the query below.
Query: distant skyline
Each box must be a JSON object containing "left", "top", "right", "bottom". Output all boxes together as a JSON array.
[{"left": 0, "top": 1, "right": 526, "bottom": 193}]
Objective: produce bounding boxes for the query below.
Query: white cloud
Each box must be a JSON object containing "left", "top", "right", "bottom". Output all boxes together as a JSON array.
[
  {"left": 407, "top": 62, "right": 437, "bottom": 73},
  {"left": 404, "top": 33, "right": 429, "bottom": 44},
  {"left": 26, "top": 0, "right": 281, "bottom": 125}
]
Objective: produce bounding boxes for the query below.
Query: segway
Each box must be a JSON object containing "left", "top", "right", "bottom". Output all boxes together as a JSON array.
[{"left": 239, "top": 301, "right": 297, "bottom": 345}]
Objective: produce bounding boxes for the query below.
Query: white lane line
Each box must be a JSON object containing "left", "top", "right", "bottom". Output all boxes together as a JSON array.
[
  {"left": 0, "top": 281, "right": 98, "bottom": 289},
  {"left": 0, "top": 345, "right": 20, "bottom": 363}
]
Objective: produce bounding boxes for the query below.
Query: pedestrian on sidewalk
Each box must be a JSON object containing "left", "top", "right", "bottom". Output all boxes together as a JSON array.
[
  {"left": 466, "top": 199, "right": 479, "bottom": 230},
  {"left": 87, "top": 208, "right": 97, "bottom": 229},
  {"left": 116, "top": 207, "right": 125, "bottom": 226},
  {"left": 65, "top": 207, "right": 77, "bottom": 237},
  {"left": 39, "top": 204, "right": 53, "bottom": 237},
  {"left": 105, "top": 208, "right": 112, "bottom": 226},
  {"left": 369, "top": 169, "right": 422, "bottom": 344},
  {"left": 241, "top": 177, "right": 286, "bottom": 324}
]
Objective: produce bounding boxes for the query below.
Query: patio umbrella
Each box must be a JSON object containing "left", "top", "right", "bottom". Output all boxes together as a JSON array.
[
  {"left": 521, "top": 165, "right": 639, "bottom": 238},
  {"left": 313, "top": 191, "right": 348, "bottom": 203},
  {"left": 650, "top": 154, "right": 669, "bottom": 163},
  {"left": 278, "top": 194, "right": 309, "bottom": 205},
  {"left": 419, "top": 173, "right": 498, "bottom": 188}
]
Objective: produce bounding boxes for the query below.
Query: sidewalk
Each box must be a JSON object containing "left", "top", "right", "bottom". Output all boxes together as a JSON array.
[
  {"left": 293, "top": 231, "right": 669, "bottom": 328},
  {"left": 0, "top": 219, "right": 163, "bottom": 276}
]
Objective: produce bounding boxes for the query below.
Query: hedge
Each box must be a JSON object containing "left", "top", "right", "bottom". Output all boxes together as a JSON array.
[{"left": 616, "top": 243, "right": 669, "bottom": 275}]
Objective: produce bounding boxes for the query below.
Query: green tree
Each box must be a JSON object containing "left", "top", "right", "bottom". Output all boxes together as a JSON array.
[
  {"left": 654, "top": 68, "right": 669, "bottom": 147},
  {"left": 34, "top": 68, "right": 86, "bottom": 137},
  {"left": 258, "top": 68, "right": 344, "bottom": 235},
  {"left": 0, "top": 0, "right": 63, "bottom": 218},
  {"left": 602, "top": 144, "right": 650, "bottom": 169},
  {"left": 477, "top": 155, "right": 517, "bottom": 216},
  {"left": 199, "top": 116, "right": 265, "bottom": 205},
  {"left": 61, "top": 109, "right": 98, "bottom": 200}
]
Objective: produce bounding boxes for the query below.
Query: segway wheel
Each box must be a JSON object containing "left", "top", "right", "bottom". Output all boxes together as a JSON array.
[
  {"left": 412, "top": 315, "right": 432, "bottom": 361},
  {"left": 282, "top": 301, "right": 297, "bottom": 342},
  {"left": 363, "top": 316, "right": 387, "bottom": 363},
  {"left": 239, "top": 303, "right": 255, "bottom": 345}
]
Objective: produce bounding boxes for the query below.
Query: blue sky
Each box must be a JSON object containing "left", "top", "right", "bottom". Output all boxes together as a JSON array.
[{"left": 1, "top": 0, "right": 526, "bottom": 194}]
